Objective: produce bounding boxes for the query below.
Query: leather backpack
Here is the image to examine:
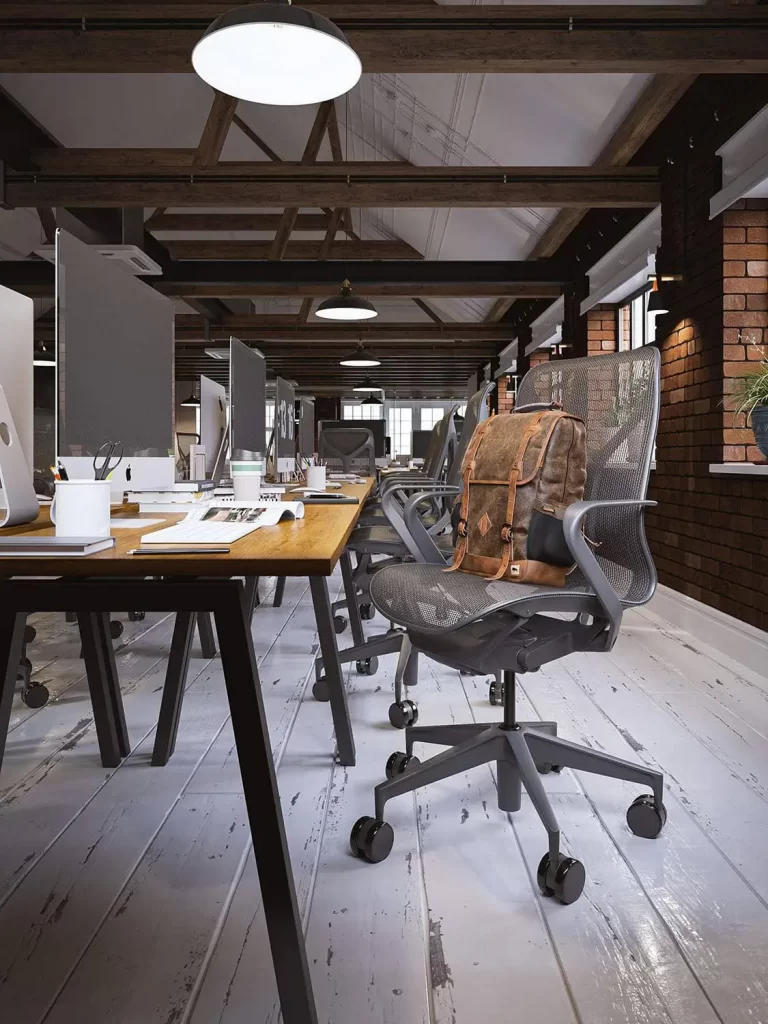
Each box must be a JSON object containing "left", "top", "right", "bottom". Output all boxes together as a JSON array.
[{"left": 447, "top": 408, "right": 587, "bottom": 586}]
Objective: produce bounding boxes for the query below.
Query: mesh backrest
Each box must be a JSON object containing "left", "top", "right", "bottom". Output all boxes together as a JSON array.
[
  {"left": 447, "top": 382, "right": 494, "bottom": 486},
  {"left": 318, "top": 427, "right": 376, "bottom": 475},
  {"left": 423, "top": 404, "right": 459, "bottom": 479},
  {"left": 516, "top": 347, "right": 660, "bottom": 603}
]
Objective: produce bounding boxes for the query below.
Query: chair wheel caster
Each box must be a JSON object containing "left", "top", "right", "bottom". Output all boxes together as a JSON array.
[
  {"left": 350, "top": 816, "right": 394, "bottom": 863},
  {"left": 626, "top": 794, "right": 667, "bottom": 839},
  {"left": 128, "top": 611, "right": 146, "bottom": 622},
  {"left": 21, "top": 681, "right": 50, "bottom": 709},
  {"left": 24, "top": 625, "right": 36, "bottom": 644},
  {"left": 537, "top": 763, "right": 563, "bottom": 775},
  {"left": 312, "top": 678, "right": 330, "bottom": 702},
  {"left": 537, "top": 852, "right": 585, "bottom": 905},
  {"left": 333, "top": 615, "right": 348, "bottom": 635},
  {"left": 385, "top": 751, "right": 421, "bottom": 779},
  {"left": 356, "top": 656, "right": 378, "bottom": 676},
  {"left": 110, "top": 621, "right": 124, "bottom": 640},
  {"left": 360, "top": 603, "right": 375, "bottom": 621},
  {"left": 21, "top": 656, "right": 33, "bottom": 672},
  {"left": 489, "top": 679, "right": 505, "bottom": 706},
  {"left": 388, "top": 700, "right": 418, "bottom": 729}
]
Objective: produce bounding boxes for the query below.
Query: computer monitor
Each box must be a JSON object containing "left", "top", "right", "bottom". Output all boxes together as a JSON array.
[
  {"left": 229, "top": 337, "right": 266, "bottom": 456},
  {"left": 318, "top": 419, "right": 386, "bottom": 458},
  {"left": 412, "top": 429, "right": 433, "bottom": 461},
  {"left": 275, "top": 376, "right": 296, "bottom": 473},
  {"left": 298, "top": 397, "right": 315, "bottom": 458},
  {"left": 199, "top": 374, "right": 228, "bottom": 476}
]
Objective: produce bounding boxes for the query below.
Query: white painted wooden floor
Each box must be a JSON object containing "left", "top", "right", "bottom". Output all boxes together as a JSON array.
[{"left": 2, "top": 572, "right": 768, "bottom": 1024}]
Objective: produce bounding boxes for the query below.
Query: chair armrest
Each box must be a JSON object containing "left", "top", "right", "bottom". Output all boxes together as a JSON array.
[
  {"left": 380, "top": 484, "right": 458, "bottom": 563},
  {"left": 562, "top": 499, "right": 656, "bottom": 647}
]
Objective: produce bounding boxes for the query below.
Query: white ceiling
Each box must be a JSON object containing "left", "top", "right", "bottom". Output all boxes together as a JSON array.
[{"left": 0, "top": 0, "right": 700, "bottom": 322}]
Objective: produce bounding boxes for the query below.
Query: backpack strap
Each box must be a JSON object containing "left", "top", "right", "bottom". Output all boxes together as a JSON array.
[
  {"left": 444, "top": 416, "right": 493, "bottom": 574},
  {"left": 486, "top": 411, "right": 547, "bottom": 582}
]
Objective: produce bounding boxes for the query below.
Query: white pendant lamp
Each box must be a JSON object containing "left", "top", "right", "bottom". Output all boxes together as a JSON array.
[
  {"left": 339, "top": 342, "right": 381, "bottom": 367},
  {"left": 192, "top": 0, "right": 362, "bottom": 106},
  {"left": 316, "top": 280, "right": 378, "bottom": 321}
]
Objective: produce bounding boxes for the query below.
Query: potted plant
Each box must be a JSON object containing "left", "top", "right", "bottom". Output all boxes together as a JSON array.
[{"left": 733, "top": 349, "right": 768, "bottom": 459}]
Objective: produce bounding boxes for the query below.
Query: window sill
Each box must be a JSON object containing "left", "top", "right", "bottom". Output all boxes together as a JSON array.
[{"left": 709, "top": 463, "right": 768, "bottom": 477}]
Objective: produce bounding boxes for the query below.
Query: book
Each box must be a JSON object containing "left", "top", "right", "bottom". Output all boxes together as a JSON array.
[
  {"left": 0, "top": 536, "right": 116, "bottom": 557},
  {"left": 140, "top": 501, "right": 304, "bottom": 545}
]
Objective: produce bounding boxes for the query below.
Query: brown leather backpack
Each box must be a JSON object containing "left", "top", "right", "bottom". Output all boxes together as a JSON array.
[{"left": 447, "top": 408, "right": 587, "bottom": 586}]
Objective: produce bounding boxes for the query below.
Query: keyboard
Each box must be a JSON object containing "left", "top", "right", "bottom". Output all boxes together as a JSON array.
[{"left": 141, "top": 520, "right": 260, "bottom": 545}]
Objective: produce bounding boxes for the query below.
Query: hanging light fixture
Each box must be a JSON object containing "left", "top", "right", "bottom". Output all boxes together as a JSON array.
[
  {"left": 339, "top": 342, "right": 381, "bottom": 367},
  {"left": 33, "top": 343, "right": 55, "bottom": 367},
  {"left": 316, "top": 280, "right": 377, "bottom": 321},
  {"left": 192, "top": 1, "right": 362, "bottom": 106},
  {"left": 361, "top": 393, "right": 383, "bottom": 406},
  {"left": 352, "top": 376, "right": 382, "bottom": 393},
  {"left": 647, "top": 279, "right": 669, "bottom": 316},
  {"left": 180, "top": 386, "right": 201, "bottom": 408}
]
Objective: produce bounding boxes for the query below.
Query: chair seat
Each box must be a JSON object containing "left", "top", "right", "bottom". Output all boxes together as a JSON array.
[{"left": 369, "top": 562, "right": 602, "bottom": 634}]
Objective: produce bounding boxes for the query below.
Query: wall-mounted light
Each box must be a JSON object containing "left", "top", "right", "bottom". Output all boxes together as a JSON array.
[{"left": 647, "top": 279, "right": 669, "bottom": 316}]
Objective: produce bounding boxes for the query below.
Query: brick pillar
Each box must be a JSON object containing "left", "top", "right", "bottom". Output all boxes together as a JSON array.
[
  {"left": 496, "top": 376, "right": 514, "bottom": 413},
  {"left": 587, "top": 304, "right": 618, "bottom": 355},
  {"left": 722, "top": 203, "right": 768, "bottom": 463},
  {"left": 529, "top": 350, "right": 551, "bottom": 368}
]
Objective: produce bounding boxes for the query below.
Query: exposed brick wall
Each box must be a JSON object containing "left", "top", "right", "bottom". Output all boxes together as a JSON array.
[
  {"left": 721, "top": 204, "right": 768, "bottom": 463},
  {"left": 497, "top": 375, "right": 514, "bottom": 413},
  {"left": 529, "top": 350, "right": 550, "bottom": 368},
  {"left": 587, "top": 305, "right": 618, "bottom": 355}
]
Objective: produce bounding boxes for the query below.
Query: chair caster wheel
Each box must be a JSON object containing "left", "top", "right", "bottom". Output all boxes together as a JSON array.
[
  {"left": 356, "top": 656, "right": 378, "bottom": 677},
  {"left": 21, "top": 656, "right": 33, "bottom": 672},
  {"left": 110, "top": 621, "right": 124, "bottom": 640},
  {"left": 385, "top": 751, "right": 421, "bottom": 779},
  {"left": 626, "top": 794, "right": 667, "bottom": 839},
  {"left": 312, "top": 678, "right": 330, "bottom": 702},
  {"left": 537, "top": 762, "right": 563, "bottom": 775},
  {"left": 333, "top": 615, "right": 348, "bottom": 635},
  {"left": 359, "top": 603, "right": 375, "bottom": 621},
  {"left": 21, "top": 681, "right": 50, "bottom": 709},
  {"left": 350, "top": 816, "right": 394, "bottom": 863},
  {"left": 128, "top": 611, "right": 146, "bottom": 622},
  {"left": 388, "top": 700, "right": 418, "bottom": 729},
  {"left": 489, "top": 679, "right": 505, "bottom": 706},
  {"left": 24, "top": 625, "right": 36, "bottom": 644},
  {"left": 537, "top": 852, "right": 585, "bottom": 904}
]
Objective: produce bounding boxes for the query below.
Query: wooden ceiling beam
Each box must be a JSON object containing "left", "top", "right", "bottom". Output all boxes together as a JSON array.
[
  {"left": 147, "top": 213, "right": 334, "bottom": 232},
  {"left": 7, "top": 166, "right": 660, "bottom": 208},
  {"left": 194, "top": 90, "right": 238, "bottom": 166},
  {"left": 166, "top": 239, "right": 423, "bottom": 260},
  {"left": 174, "top": 315, "right": 513, "bottom": 341},
  {"left": 2, "top": 10, "right": 768, "bottom": 73}
]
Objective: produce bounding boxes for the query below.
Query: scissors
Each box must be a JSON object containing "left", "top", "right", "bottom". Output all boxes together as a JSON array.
[{"left": 93, "top": 441, "right": 124, "bottom": 481}]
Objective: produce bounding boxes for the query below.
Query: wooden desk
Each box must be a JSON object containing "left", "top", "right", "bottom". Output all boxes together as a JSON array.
[{"left": 0, "top": 478, "right": 374, "bottom": 1024}]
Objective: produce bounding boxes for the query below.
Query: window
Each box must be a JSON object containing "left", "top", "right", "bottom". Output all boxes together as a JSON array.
[
  {"left": 388, "top": 406, "right": 413, "bottom": 457},
  {"left": 420, "top": 406, "right": 445, "bottom": 431},
  {"left": 342, "top": 402, "right": 384, "bottom": 420},
  {"left": 265, "top": 401, "right": 275, "bottom": 450},
  {"left": 457, "top": 404, "right": 467, "bottom": 418},
  {"left": 619, "top": 288, "right": 657, "bottom": 351}
]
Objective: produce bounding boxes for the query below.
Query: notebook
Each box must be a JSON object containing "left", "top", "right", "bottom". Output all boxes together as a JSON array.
[{"left": 0, "top": 536, "right": 116, "bottom": 557}]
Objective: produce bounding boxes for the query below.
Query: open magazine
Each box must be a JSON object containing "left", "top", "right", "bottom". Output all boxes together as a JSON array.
[{"left": 140, "top": 501, "right": 304, "bottom": 545}]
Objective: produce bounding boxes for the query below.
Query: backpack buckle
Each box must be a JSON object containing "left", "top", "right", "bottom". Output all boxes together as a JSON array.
[
  {"left": 457, "top": 518, "right": 468, "bottom": 538},
  {"left": 500, "top": 523, "right": 513, "bottom": 544}
]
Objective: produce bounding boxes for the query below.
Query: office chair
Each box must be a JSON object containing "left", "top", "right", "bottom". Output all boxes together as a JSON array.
[
  {"left": 349, "top": 349, "right": 666, "bottom": 906},
  {"left": 313, "top": 387, "right": 493, "bottom": 716},
  {"left": 318, "top": 427, "right": 377, "bottom": 476},
  {"left": 16, "top": 623, "right": 50, "bottom": 707}
]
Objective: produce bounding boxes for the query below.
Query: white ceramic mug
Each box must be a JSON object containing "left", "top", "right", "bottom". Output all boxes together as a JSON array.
[
  {"left": 306, "top": 465, "right": 327, "bottom": 491},
  {"left": 231, "top": 458, "right": 264, "bottom": 501},
  {"left": 50, "top": 479, "right": 111, "bottom": 539}
]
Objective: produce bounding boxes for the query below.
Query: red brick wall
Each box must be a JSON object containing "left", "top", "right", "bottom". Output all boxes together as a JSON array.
[
  {"left": 529, "top": 350, "right": 550, "bottom": 368},
  {"left": 722, "top": 204, "right": 768, "bottom": 463},
  {"left": 587, "top": 305, "right": 618, "bottom": 355},
  {"left": 497, "top": 375, "right": 514, "bottom": 413}
]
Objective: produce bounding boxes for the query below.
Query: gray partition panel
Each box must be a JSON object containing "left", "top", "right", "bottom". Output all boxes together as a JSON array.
[
  {"left": 56, "top": 230, "right": 174, "bottom": 456},
  {"left": 298, "top": 397, "right": 315, "bottom": 457},
  {"left": 275, "top": 376, "right": 296, "bottom": 469},
  {"left": 230, "top": 337, "right": 266, "bottom": 455}
]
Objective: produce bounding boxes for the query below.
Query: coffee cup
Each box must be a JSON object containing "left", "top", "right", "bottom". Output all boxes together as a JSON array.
[{"left": 50, "top": 479, "right": 111, "bottom": 538}]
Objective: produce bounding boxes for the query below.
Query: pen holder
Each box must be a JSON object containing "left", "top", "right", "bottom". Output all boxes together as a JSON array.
[
  {"left": 231, "top": 455, "right": 264, "bottom": 501},
  {"left": 50, "top": 480, "right": 111, "bottom": 538},
  {"left": 306, "top": 466, "right": 327, "bottom": 491}
]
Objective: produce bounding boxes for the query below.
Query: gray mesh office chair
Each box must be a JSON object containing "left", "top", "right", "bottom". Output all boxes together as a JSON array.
[
  {"left": 349, "top": 349, "right": 666, "bottom": 906},
  {"left": 313, "top": 386, "right": 494, "bottom": 713},
  {"left": 318, "top": 426, "right": 377, "bottom": 476}
]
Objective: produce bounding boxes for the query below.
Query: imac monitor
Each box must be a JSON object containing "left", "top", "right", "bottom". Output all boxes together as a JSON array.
[
  {"left": 229, "top": 337, "right": 266, "bottom": 456},
  {"left": 199, "top": 375, "right": 228, "bottom": 476},
  {"left": 298, "top": 397, "right": 315, "bottom": 458}
]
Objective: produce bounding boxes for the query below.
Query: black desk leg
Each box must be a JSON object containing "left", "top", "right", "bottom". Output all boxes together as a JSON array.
[
  {"left": 0, "top": 611, "right": 28, "bottom": 774},
  {"left": 196, "top": 611, "right": 217, "bottom": 658},
  {"left": 152, "top": 611, "right": 196, "bottom": 766},
  {"left": 309, "top": 576, "right": 355, "bottom": 767},
  {"left": 273, "top": 576, "right": 286, "bottom": 608},
  {"left": 340, "top": 551, "right": 365, "bottom": 647},
  {"left": 243, "top": 576, "right": 259, "bottom": 620},
  {"left": 214, "top": 585, "right": 318, "bottom": 1024},
  {"left": 77, "top": 612, "right": 128, "bottom": 767}
]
